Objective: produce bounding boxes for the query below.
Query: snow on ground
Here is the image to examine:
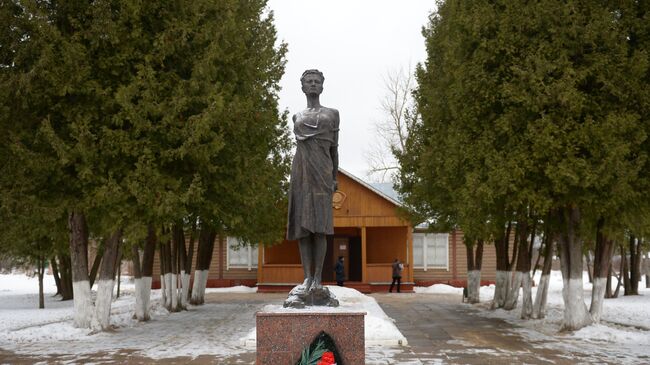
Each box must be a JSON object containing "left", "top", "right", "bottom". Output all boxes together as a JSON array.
[
  {"left": 0, "top": 273, "right": 258, "bottom": 359},
  {"left": 415, "top": 282, "right": 497, "bottom": 302},
  {"left": 0, "top": 274, "right": 405, "bottom": 360},
  {"left": 242, "top": 285, "right": 407, "bottom": 347},
  {"left": 0, "top": 273, "right": 76, "bottom": 338},
  {"left": 4, "top": 270, "right": 649, "bottom": 362},
  {"left": 205, "top": 285, "right": 257, "bottom": 294},
  {"left": 415, "top": 270, "right": 650, "bottom": 364},
  {"left": 414, "top": 284, "right": 463, "bottom": 295}
]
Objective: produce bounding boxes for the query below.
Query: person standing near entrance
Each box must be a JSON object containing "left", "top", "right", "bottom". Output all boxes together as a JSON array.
[
  {"left": 335, "top": 256, "right": 345, "bottom": 286},
  {"left": 389, "top": 258, "right": 403, "bottom": 293}
]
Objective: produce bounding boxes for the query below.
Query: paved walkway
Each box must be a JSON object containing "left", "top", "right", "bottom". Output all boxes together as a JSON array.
[
  {"left": 0, "top": 292, "right": 627, "bottom": 364},
  {"left": 369, "top": 293, "right": 618, "bottom": 365}
]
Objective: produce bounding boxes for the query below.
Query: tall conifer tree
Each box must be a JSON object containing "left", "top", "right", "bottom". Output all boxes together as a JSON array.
[
  {"left": 398, "top": 0, "right": 648, "bottom": 330},
  {"left": 1, "top": 0, "right": 289, "bottom": 328}
]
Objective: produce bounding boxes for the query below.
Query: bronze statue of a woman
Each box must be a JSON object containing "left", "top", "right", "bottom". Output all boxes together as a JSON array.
[{"left": 284, "top": 69, "right": 340, "bottom": 308}]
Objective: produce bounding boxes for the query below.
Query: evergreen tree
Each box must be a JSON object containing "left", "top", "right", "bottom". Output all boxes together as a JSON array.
[
  {"left": 398, "top": 0, "right": 649, "bottom": 331},
  {"left": 110, "top": 0, "right": 290, "bottom": 307},
  {"left": 1, "top": 0, "right": 289, "bottom": 328}
]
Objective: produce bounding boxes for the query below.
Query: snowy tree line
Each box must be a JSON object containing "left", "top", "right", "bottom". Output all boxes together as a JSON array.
[
  {"left": 396, "top": 1, "right": 650, "bottom": 331},
  {"left": 0, "top": 0, "right": 290, "bottom": 330}
]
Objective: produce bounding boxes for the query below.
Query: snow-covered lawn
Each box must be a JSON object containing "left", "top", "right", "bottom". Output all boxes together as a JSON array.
[
  {"left": 416, "top": 270, "right": 650, "bottom": 363},
  {"left": 0, "top": 273, "right": 257, "bottom": 359},
  {"left": 0, "top": 273, "right": 404, "bottom": 360}
]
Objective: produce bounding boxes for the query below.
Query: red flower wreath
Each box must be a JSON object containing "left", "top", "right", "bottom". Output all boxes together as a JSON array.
[{"left": 317, "top": 351, "right": 336, "bottom": 365}]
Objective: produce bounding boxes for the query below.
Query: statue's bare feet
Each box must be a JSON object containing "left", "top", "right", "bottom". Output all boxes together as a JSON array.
[
  {"left": 309, "top": 278, "right": 323, "bottom": 292},
  {"left": 297, "top": 278, "right": 312, "bottom": 293}
]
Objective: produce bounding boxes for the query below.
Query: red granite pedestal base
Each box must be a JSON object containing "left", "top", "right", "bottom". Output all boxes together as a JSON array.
[{"left": 256, "top": 311, "right": 365, "bottom": 365}]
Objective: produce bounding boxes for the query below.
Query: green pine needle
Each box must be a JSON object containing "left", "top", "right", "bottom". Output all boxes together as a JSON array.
[{"left": 298, "top": 339, "right": 327, "bottom": 365}]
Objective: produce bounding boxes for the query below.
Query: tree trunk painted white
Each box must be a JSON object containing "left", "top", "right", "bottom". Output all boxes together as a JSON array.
[
  {"left": 533, "top": 273, "right": 550, "bottom": 319},
  {"left": 180, "top": 270, "right": 190, "bottom": 309},
  {"left": 190, "top": 269, "right": 203, "bottom": 305},
  {"left": 557, "top": 206, "right": 592, "bottom": 331},
  {"left": 467, "top": 270, "right": 481, "bottom": 303},
  {"left": 191, "top": 269, "right": 208, "bottom": 305},
  {"left": 171, "top": 273, "right": 179, "bottom": 311},
  {"left": 164, "top": 272, "right": 173, "bottom": 309},
  {"left": 196, "top": 269, "right": 207, "bottom": 304},
  {"left": 504, "top": 270, "right": 512, "bottom": 301},
  {"left": 589, "top": 277, "right": 607, "bottom": 323},
  {"left": 90, "top": 228, "right": 121, "bottom": 331},
  {"left": 134, "top": 277, "right": 144, "bottom": 320},
  {"left": 534, "top": 236, "right": 554, "bottom": 319},
  {"left": 520, "top": 272, "right": 533, "bottom": 319},
  {"left": 134, "top": 277, "right": 152, "bottom": 321},
  {"left": 92, "top": 279, "right": 115, "bottom": 331},
  {"left": 38, "top": 265, "right": 45, "bottom": 309},
  {"left": 141, "top": 276, "right": 152, "bottom": 319},
  {"left": 140, "top": 225, "right": 157, "bottom": 318},
  {"left": 561, "top": 277, "right": 592, "bottom": 331},
  {"left": 643, "top": 252, "right": 650, "bottom": 288},
  {"left": 491, "top": 270, "right": 508, "bottom": 309},
  {"left": 590, "top": 226, "right": 613, "bottom": 322},
  {"left": 68, "top": 211, "right": 93, "bottom": 328},
  {"left": 503, "top": 271, "right": 521, "bottom": 310},
  {"left": 160, "top": 274, "right": 166, "bottom": 306},
  {"left": 72, "top": 280, "right": 94, "bottom": 328}
]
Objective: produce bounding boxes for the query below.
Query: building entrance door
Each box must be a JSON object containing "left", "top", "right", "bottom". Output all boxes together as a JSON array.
[
  {"left": 332, "top": 237, "right": 349, "bottom": 281},
  {"left": 348, "top": 236, "right": 362, "bottom": 281},
  {"left": 323, "top": 235, "right": 361, "bottom": 282}
]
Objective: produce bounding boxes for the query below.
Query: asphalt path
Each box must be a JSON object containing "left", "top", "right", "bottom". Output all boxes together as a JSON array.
[{"left": 369, "top": 292, "right": 621, "bottom": 365}]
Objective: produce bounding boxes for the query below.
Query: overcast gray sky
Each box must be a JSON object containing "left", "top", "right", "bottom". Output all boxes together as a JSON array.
[{"left": 267, "top": 0, "right": 436, "bottom": 180}]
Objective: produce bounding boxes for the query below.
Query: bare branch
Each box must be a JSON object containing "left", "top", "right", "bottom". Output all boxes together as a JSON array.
[{"left": 365, "top": 65, "right": 416, "bottom": 183}]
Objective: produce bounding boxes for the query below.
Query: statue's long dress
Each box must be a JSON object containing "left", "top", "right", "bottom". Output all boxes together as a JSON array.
[{"left": 287, "top": 108, "right": 338, "bottom": 240}]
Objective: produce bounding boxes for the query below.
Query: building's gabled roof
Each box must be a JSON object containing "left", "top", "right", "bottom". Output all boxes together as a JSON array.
[
  {"left": 338, "top": 168, "right": 402, "bottom": 207},
  {"left": 369, "top": 182, "right": 401, "bottom": 204}
]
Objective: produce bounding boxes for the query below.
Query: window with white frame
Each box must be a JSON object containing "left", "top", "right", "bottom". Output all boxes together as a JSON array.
[
  {"left": 412, "top": 233, "right": 448, "bottom": 270},
  {"left": 227, "top": 237, "right": 258, "bottom": 270}
]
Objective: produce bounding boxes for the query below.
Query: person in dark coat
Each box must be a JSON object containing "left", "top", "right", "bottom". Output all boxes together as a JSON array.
[
  {"left": 389, "top": 258, "right": 403, "bottom": 293},
  {"left": 335, "top": 256, "right": 345, "bottom": 286}
]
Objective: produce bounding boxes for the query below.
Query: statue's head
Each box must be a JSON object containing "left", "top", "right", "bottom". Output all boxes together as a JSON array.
[{"left": 301, "top": 69, "right": 324, "bottom": 96}]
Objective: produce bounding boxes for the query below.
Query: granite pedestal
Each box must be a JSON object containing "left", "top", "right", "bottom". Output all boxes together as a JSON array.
[{"left": 256, "top": 311, "right": 365, "bottom": 365}]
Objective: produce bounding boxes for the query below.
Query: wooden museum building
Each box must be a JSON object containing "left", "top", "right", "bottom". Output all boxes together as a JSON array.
[{"left": 152, "top": 169, "right": 501, "bottom": 292}]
